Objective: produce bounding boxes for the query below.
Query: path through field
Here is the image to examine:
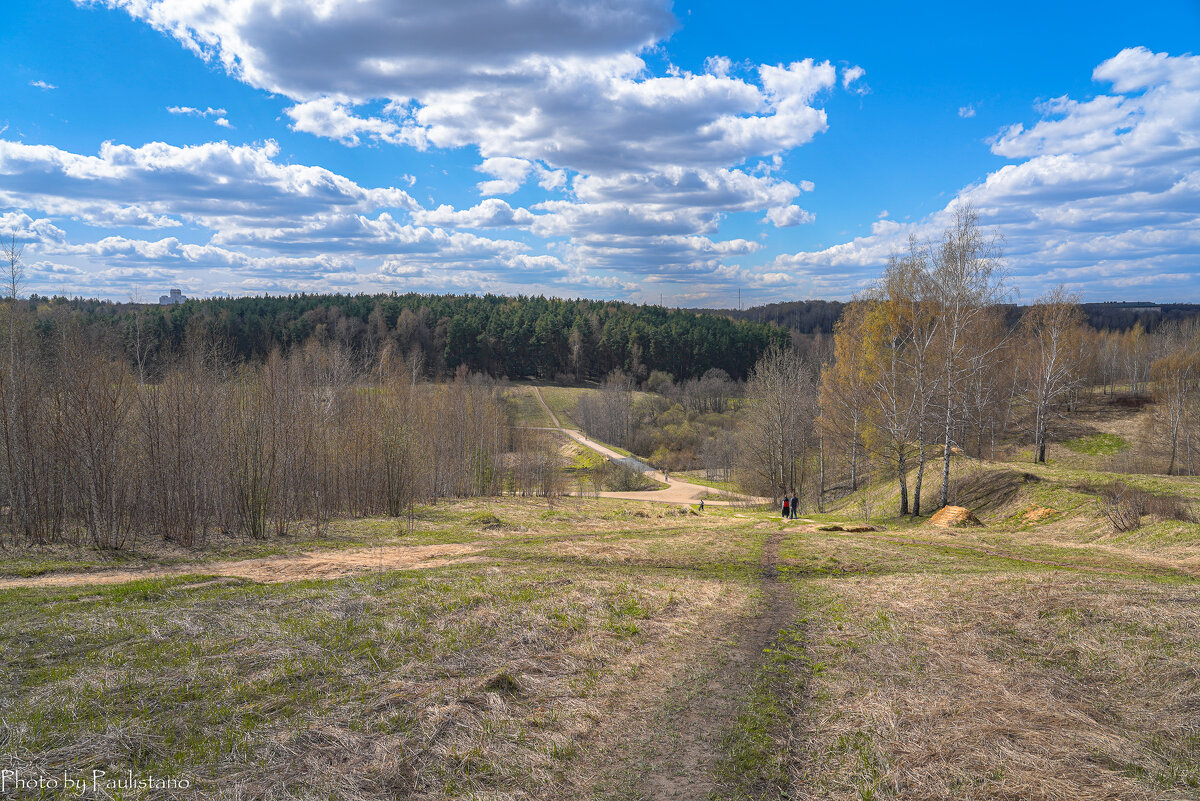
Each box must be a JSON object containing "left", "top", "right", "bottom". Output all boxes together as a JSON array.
[
  {"left": 8, "top": 487, "right": 1198, "bottom": 800},
  {"left": 635, "top": 528, "right": 793, "bottom": 800},
  {"left": 531, "top": 385, "right": 766, "bottom": 506}
]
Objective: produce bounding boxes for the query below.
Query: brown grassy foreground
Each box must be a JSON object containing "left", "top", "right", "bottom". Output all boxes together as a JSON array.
[
  {"left": 1, "top": 486, "right": 1199, "bottom": 800},
  {"left": 792, "top": 574, "right": 1200, "bottom": 800}
]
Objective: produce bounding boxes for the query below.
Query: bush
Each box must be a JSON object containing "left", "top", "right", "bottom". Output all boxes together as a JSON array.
[
  {"left": 1099, "top": 483, "right": 1144, "bottom": 532},
  {"left": 1088, "top": 481, "right": 1195, "bottom": 532},
  {"left": 1143, "top": 493, "right": 1196, "bottom": 523},
  {"left": 602, "top": 463, "right": 659, "bottom": 492}
]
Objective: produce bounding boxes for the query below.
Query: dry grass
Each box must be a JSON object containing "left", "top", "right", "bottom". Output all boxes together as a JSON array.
[
  {"left": 792, "top": 572, "right": 1200, "bottom": 800},
  {"left": 3, "top": 480, "right": 1200, "bottom": 800},
  {"left": 0, "top": 564, "right": 749, "bottom": 800},
  {"left": 0, "top": 543, "right": 482, "bottom": 589}
]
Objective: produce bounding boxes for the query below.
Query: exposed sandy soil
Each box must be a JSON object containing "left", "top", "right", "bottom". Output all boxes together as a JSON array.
[
  {"left": 928, "top": 505, "right": 982, "bottom": 527},
  {"left": 0, "top": 543, "right": 482, "bottom": 589}
]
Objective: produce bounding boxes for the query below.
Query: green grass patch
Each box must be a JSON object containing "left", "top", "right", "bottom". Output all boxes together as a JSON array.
[
  {"left": 505, "top": 387, "right": 554, "bottom": 427},
  {"left": 1063, "top": 433, "right": 1130, "bottom": 456},
  {"left": 536, "top": 385, "right": 587, "bottom": 429},
  {"left": 676, "top": 471, "right": 739, "bottom": 494},
  {"left": 712, "top": 623, "right": 811, "bottom": 800}
]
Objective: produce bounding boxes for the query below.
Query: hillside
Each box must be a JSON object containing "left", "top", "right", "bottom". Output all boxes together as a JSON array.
[{"left": 4, "top": 400, "right": 1199, "bottom": 797}]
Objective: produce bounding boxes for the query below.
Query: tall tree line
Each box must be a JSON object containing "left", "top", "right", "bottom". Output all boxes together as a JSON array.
[{"left": 21, "top": 292, "right": 788, "bottom": 385}]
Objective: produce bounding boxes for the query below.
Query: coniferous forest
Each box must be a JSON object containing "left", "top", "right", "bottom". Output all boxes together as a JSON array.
[{"left": 26, "top": 292, "right": 789, "bottom": 383}]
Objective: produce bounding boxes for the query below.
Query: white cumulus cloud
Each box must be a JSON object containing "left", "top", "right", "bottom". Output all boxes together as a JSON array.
[{"left": 762, "top": 48, "right": 1200, "bottom": 299}]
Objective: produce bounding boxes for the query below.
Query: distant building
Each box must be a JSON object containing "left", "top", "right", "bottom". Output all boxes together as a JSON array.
[{"left": 159, "top": 288, "right": 186, "bottom": 305}]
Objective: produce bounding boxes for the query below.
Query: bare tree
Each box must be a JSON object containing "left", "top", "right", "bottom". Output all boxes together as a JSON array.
[
  {"left": 737, "top": 345, "right": 818, "bottom": 502},
  {"left": 574, "top": 370, "right": 635, "bottom": 450},
  {"left": 883, "top": 241, "right": 941, "bottom": 515},
  {"left": 127, "top": 288, "right": 152, "bottom": 386},
  {"left": 1020, "top": 288, "right": 1087, "bottom": 463},
  {"left": 0, "top": 235, "right": 25, "bottom": 546},
  {"left": 1123, "top": 323, "right": 1151, "bottom": 396},
  {"left": 1150, "top": 319, "right": 1200, "bottom": 474},
  {"left": 930, "top": 203, "right": 1007, "bottom": 506},
  {"left": 2, "top": 233, "right": 23, "bottom": 394}
]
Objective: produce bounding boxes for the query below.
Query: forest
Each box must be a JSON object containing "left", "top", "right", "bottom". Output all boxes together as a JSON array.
[
  {"left": 697, "top": 298, "right": 1200, "bottom": 336},
  {"left": 3, "top": 209, "right": 1200, "bottom": 551},
  {"left": 23, "top": 292, "right": 788, "bottom": 383},
  {"left": 565, "top": 208, "right": 1200, "bottom": 513}
]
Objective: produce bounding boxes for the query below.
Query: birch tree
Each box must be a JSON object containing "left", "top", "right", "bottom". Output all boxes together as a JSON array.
[
  {"left": 931, "top": 204, "right": 1007, "bottom": 506},
  {"left": 1150, "top": 319, "right": 1200, "bottom": 475},
  {"left": 1020, "top": 288, "right": 1086, "bottom": 463}
]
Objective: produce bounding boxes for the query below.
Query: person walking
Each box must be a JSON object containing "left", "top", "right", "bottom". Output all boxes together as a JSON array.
[
  {"left": 790, "top": 491, "right": 799, "bottom": 519},
  {"left": 781, "top": 494, "right": 790, "bottom": 519}
]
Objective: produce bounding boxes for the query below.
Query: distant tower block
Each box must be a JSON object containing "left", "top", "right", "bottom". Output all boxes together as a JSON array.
[{"left": 159, "top": 288, "right": 187, "bottom": 305}]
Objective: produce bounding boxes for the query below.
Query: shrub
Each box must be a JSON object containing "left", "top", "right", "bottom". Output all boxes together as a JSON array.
[
  {"left": 1099, "top": 483, "right": 1144, "bottom": 532},
  {"left": 602, "top": 463, "right": 658, "bottom": 492},
  {"left": 1087, "top": 481, "right": 1195, "bottom": 532}
]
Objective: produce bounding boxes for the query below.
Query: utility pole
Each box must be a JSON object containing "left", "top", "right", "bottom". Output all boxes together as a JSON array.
[{"left": 738, "top": 288, "right": 742, "bottom": 311}]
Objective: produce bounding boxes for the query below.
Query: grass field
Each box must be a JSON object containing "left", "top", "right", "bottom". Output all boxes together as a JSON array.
[
  {"left": 534, "top": 385, "right": 587, "bottom": 429},
  {"left": 3, "top": 464, "right": 1199, "bottom": 800},
  {"left": 506, "top": 385, "right": 556, "bottom": 428},
  {"left": 677, "top": 470, "right": 740, "bottom": 494},
  {"left": 511, "top": 384, "right": 657, "bottom": 435},
  {"left": 1063, "top": 432, "right": 1131, "bottom": 455}
]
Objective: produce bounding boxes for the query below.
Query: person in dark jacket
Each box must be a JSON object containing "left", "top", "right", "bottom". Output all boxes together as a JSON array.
[{"left": 790, "top": 491, "right": 799, "bottom": 519}]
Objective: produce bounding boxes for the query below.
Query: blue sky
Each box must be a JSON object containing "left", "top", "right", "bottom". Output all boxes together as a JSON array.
[{"left": 2, "top": 0, "right": 1199, "bottom": 306}]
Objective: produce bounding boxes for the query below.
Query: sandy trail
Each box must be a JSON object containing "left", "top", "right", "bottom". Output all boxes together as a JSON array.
[
  {"left": 531, "top": 385, "right": 767, "bottom": 506},
  {"left": 0, "top": 543, "right": 481, "bottom": 590}
]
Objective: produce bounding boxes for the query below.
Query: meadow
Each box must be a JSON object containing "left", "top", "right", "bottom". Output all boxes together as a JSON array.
[{"left": 4, "top": 433, "right": 1199, "bottom": 800}]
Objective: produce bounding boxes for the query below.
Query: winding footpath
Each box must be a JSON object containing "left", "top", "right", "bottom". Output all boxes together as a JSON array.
[{"left": 531, "top": 385, "right": 766, "bottom": 506}]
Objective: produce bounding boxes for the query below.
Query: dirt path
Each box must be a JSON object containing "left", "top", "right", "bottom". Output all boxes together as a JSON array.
[
  {"left": 642, "top": 529, "right": 793, "bottom": 799},
  {"left": 0, "top": 543, "right": 481, "bottom": 590},
  {"left": 531, "top": 385, "right": 767, "bottom": 507},
  {"left": 580, "top": 528, "right": 793, "bottom": 800}
]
